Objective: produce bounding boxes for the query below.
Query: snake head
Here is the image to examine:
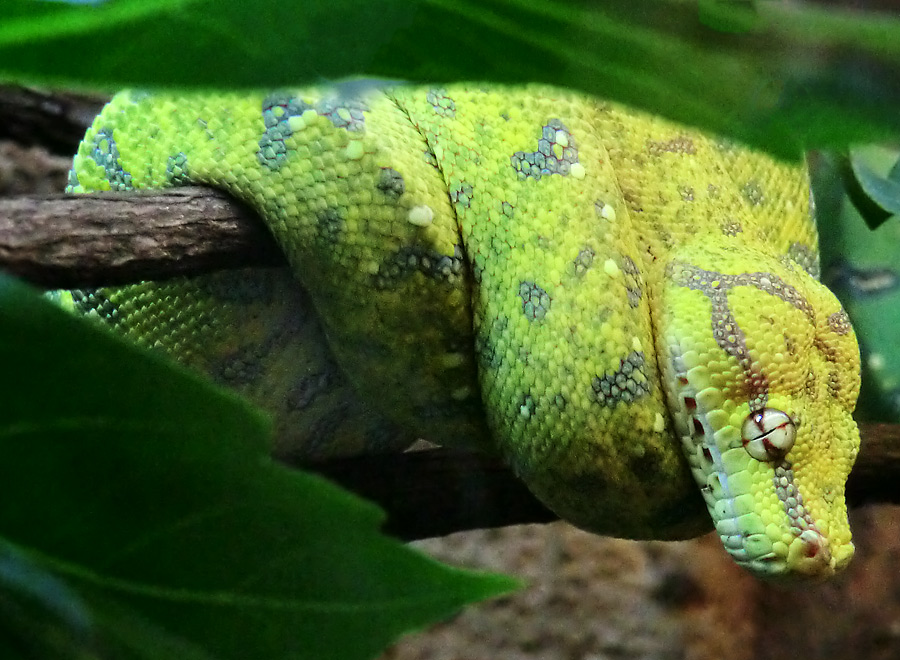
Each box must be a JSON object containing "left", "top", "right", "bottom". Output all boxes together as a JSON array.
[{"left": 657, "top": 248, "right": 861, "bottom": 579}]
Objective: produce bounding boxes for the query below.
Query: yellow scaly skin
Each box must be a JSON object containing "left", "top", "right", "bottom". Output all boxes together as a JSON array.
[{"left": 62, "top": 84, "right": 861, "bottom": 579}]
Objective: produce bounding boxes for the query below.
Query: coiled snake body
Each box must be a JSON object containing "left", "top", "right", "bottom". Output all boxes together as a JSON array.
[{"left": 63, "top": 84, "right": 861, "bottom": 578}]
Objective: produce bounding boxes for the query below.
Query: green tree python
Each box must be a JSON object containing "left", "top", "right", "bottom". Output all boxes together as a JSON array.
[{"left": 59, "top": 84, "right": 861, "bottom": 579}]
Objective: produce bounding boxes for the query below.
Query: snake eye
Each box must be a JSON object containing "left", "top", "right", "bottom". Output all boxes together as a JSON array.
[{"left": 741, "top": 408, "right": 796, "bottom": 462}]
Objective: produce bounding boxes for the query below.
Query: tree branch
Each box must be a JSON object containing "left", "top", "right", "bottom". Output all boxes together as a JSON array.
[
  {"left": 304, "top": 449, "right": 561, "bottom": 541},
  {"left": 0, "top": 85, "right": 105, "bottom": 155},
  {"left": 0, "top": 188, "right": 285, "bottom": 287},
  {"left": 300, "top": 422, "right": 900, "bottom": 540}
]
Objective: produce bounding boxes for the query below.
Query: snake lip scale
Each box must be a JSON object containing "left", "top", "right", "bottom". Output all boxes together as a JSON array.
[{"left": 665, "top": 352, "right": 835, "bottom": 578}]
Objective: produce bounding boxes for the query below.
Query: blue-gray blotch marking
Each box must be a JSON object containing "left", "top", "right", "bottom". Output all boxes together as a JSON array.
[
  {"left": 377, "top": 168, "right": 405, "bottom": 200},
  {"left": 590, "top": 351, "right": 650, "bottom": 406},
  {"left": 572, "top": 248, "right": 595, "bottom": 276},
  {"left": 90, "top": 128, "right": 133, "bottom": 191},
  {"left": 621, "top": 256, "right": 643, "bottom": 308},
  {"left": 646, "top": 136, "right": 696, "bottom": 156},
  {"left": 426, "top": 88, "right": 456, "bottom": 118},
  {"left": 166, "top": 152, "right": 190, "bottom": 185},
  {"left": 315, "top": 208, "right": 345, "bottom": 246},
  {"left": 215, "top": 346, "right": 268, "bottom": 386},
  {"left": 518, "top": 393, "right": 536, "bottom": 419},
  {"left": 315, "top": 98, "right": 367, "bottom": 131},
  {"left": 373, "top": 244, "right": 465, "bottom": 290},
  {"left": 451, "top": 182, "right": 474, "bottom": 209},
  {"left": 423, "top": 148, "right": 440, "bottom": 170},
  {"left": 475, "top": 316, "right": 508, "bottom": 370},
  {"left": 258, "top": 94, "right": 309, "bottom": 170},
  {"left": 286, "top": 367, "right": 339, "bottom": 411},
  {"left": 511, "top": 119, "right": 579, "bottom": 181},
  {"left": 721, "top": 219, "right": 743, "bottom": 237},
  {"left": 786, "top": 242, "right": 819, "bottom": 279},
  {"left": 518, "top": 281, "right": 551, "bottom": 321},
  {"left": 741, "top": 180, "right": 765, "bottom": 206},
  {"left": 65, "top": 169, "right": 80, "bottom": 191},
  {"left": 258, "top": 92, "right": 368, "bottom": 170}
]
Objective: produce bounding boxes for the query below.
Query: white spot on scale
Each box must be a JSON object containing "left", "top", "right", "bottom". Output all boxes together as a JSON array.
[
  {"left": 569, "top": 162, "right": 586, "bottom": 179},
  {"left": 408, "top": 205, "right": 434, "bottom": 226},
  {"left": 603, "top": 259, "right": 620, "bottom": 277},
  {"left": 600, "top": 204, "right": 616, "bottom": 221},
  {"left": 653, "top": 413, "right": 666, "bottom": 433},
  {"left": 344, "top": 140, "right": 365, "bottom": 160}
]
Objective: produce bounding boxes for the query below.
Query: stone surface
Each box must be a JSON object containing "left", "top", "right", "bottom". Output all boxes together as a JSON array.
[{"left": 384, "top": 506, "right": 900, "bottom": 659}]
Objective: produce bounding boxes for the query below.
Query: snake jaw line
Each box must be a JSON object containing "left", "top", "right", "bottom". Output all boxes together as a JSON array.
[{"left": 663, "top": 298, "right": 854, "bottom": 579}]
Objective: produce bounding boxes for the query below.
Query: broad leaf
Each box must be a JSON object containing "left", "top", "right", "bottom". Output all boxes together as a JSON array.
[
  {"left": 0, "top": 275, "right": 519, "bottom": 660},
  {"left": 1, "top": 0, "right": 900, "bottom": 156},
  {"left": 848, "top": 144, "right": 900, "bottom": 229}
]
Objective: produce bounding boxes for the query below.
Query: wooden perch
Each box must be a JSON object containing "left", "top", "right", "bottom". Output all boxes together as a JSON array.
[
  {"left": 0, "top": 85, "right": 105, "bottom": 154},
  {"left": 305, "top": 422, "right": 900, "bottom": 540},
  {"left": 0, "top": 189, "right": 285, "bottom": 287}
]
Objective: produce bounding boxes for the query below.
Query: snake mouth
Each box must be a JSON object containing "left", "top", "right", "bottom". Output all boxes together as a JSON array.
[
  {"left": 665, "top": 356, "right": 847, "bottom": 579},
  {"left": 784, "top": 529, "right": 833, "bottom": 577}
]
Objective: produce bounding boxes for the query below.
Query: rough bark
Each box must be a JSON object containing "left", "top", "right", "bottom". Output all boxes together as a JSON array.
[
  {"left": 302, "top": 421, "right": 900, "bottom": 540},
  {"left": 0, "top": 85, "right": 106, "bottom": 155},
  {"left": 0, "top": 188, "right": 284, "bottom": 287}
]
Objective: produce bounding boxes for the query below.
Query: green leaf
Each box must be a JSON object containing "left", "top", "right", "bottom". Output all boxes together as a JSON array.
[
  {"left": 2, "top": 0, "right": 900, "bottom": 156},
  {"left": 0, "top": 541, "right": 100, "bottom": 660},
  {"left": 848, "top": 144, "right": 900, "bottom": 229},
  {"left": 0, "top": 275, "right": 520, "bottom": 660},
  {"left": 815, "top": 152, "right": 900, "bottom": 422}
]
